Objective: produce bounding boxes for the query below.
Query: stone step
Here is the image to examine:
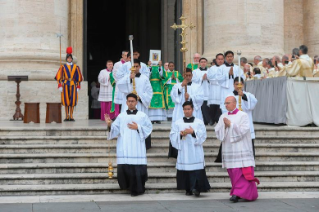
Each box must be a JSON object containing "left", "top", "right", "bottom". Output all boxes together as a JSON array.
[
  {"left": 0, "top": 171, "right": 318, "bottom": 185},
  {"left": 0, "top": 143, "right": 318, "bottom": 154},
  {"left": 0, "top": 152, "right": 319, "bottom": 163},
  {"left": 1, "top": 135, "right": 319, "bottom": 146},
  {"left": 1, "top": 161, "right": 319, "bottom": 175},
  {"left": 0, "top": 127, "right": 318, "bottom": 137},
  {"left": 0, "top": 182, "right": 318, "bottom": 196}
]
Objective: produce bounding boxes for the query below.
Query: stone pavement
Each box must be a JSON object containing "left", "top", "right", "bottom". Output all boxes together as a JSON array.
[{"left": 0, "top": 192, "right": 318, "bottom": 212}]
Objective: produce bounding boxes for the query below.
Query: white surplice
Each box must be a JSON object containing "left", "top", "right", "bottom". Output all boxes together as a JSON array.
[
  {"left": 108, "top": 111, "right": 152, "bottom": 165},
  {"left": 207, "top": 65, "right": 222, "bottom": 105},
  {"left": 117, "top": 74, "right": 153, "bottom": 114},
  {"left": 113, "top": 61, "right": 125, "bottom": 104},
  {"left": 117, "top": 61, "right": 150, "bottom": 80},
  {"left": 98, "top": 69, "right": 113, "bottom": 102},
  {"left": 192, "top": 68, "right": 209, "bottom": 101},
  {"left": 215, "top": 110, "right": 255, "bottom": 169},
  {"left": 217, "top": 64, "right": 246, "bottom": 113},
  {"left": 220, "top": 92, "right": 258, "bottom": 139},
  {"left": 170, "top": 82, "right": 204, "bottom": 123},
  {"left": 170, "top": 117, "right": 207, "bottom": 170}
]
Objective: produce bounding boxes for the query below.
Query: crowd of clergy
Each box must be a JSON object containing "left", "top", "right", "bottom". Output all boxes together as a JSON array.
[{"left": 94, "top": 44, "right": 318, "bottom": 202}]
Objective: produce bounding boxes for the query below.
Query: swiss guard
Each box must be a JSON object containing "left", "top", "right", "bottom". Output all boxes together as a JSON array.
[{"left": 55, "top": 47, "right": 83, "bottom": 121}]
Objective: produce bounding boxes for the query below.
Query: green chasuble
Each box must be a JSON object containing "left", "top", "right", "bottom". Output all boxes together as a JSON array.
[
  {"left": 149, "top": 66, "right": 165, "bottom": 109},
  {"left": 162, "top": 70, "right": 184, "bottom": 109},
  {"left": 186, "top": 63, "right": 199, "bottom": 71}
]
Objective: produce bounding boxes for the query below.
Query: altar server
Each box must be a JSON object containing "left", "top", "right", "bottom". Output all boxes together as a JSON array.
[
  {"left": 113, "top": 50, "right": 129, "bottom": 112},
  {"left": 217, "top": 51, "right": 245, "bottom": 113},
  {"left": 162, "top": 62, "right": 184, "bottom": 119},
  {"left": 105, "top": 93, "right": 152, "bottom": 197},
  {"left": 170, "top": 101, "right": 211, "bottom": 197},
  {"left": 171, "top": 68, "right": 204, "bottom": 123},
  {"left": 215, "top": 95, "right": 259, "bottom": 203},
  {"left": 192, "top": 58, "right": 210, "bottom": 125},
  {"left": 207, "top": 53, "right": 224, "bottom": 125}
]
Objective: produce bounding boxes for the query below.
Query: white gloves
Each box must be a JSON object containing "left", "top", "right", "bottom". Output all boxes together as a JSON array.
[{"left": 59, "top": 87, "right": 63, "bottom": 92}]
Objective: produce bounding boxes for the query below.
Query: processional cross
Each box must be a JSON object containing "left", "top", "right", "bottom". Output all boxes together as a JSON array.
[{"left": 171, "top": 15, "right": 195, "bottom": 76}]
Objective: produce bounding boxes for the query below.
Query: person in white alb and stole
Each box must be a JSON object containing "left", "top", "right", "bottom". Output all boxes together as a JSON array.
[
  {"left": 215, "top": 95, "right": 259, "bottom": 203},
  {"left": 105, "top": 93, "right": 152, "bottom": 197},
  {"left": 170, "top": 101, "right": 211, "bottom": 197}
]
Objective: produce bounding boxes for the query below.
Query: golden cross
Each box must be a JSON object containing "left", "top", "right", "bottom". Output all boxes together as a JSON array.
[{"left": 171, "top": 15, "right": 196, "bottom": 53}]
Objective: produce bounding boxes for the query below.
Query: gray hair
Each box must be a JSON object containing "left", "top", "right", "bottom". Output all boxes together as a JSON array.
[
  {"left": 273, "top": 55, "right": 281, "bottom": 62},
  {"left": 240, "top": 57, "right": 248, "bottom": 63},
  {"left": 282, "top": 55, "right": 289, "bottom": 61},
  {"left": 254, "top": 55, "right": 262, "bottom": 61}
]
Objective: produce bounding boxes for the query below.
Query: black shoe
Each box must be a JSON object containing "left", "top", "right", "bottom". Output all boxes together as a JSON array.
[
  {"left": 229, "top": 195, "right": 239, "bottom": 203},
  {"left": 156, "top": 121, "right": 161, "bottom": 124},
  {"left": 192, "top": 189, "right": 200, "bottom": 197},
  {"left": 131, "top": 193, "right": 138, "bottom": 197},
  {"left": 64, "top": 118, "right": 69, "bottom": 122},
  {"left": 69, "top": 118, "right": 75, "bottom": 122},
  {"left": 185, "top": 190, "right": 193, "bottom": 196}
]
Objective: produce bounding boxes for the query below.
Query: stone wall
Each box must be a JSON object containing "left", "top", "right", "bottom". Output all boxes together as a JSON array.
[{"left": 0, "top": 0, "right": 88, "bottom": 121}]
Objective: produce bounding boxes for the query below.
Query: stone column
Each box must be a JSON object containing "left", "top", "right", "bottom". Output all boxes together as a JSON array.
[
  {"left": 303, "top": 0, "right": 319, "bottom": 57},
  {"left": 0, "top": 0, "right": 88, "bottom": 120},
  {"left": 202, "top": 0, "right": 285, "bottom": 62},
  {"left": 284, "top": 0, "right": 304, "bottom": 55},
  {"left": 183, "top": 0, "right": 203, "bottom": 65}
]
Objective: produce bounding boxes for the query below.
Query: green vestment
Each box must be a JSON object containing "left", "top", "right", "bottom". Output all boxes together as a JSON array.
[
  {"left": 187, "top": 63, "right": 199, "bottom": 71},
  {"left": 162, "top": 70, "right": 184, "bottom": 109},
  {"left": 149, "top": 66, "right": 165, "bottom": 109}
]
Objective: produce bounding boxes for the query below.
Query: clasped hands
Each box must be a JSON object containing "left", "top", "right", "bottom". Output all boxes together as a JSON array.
[
  {"left": 223, "top": 117, "right": 231, "bottom": 128},
  {"left": 180, "top": 126, "right": 194, "bottom": 137}
]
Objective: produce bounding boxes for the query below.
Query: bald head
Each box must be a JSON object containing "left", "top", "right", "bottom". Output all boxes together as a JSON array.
[
  {"left": 224, "top": 96, "right": 237, "bottom": 112},
  {"left": 193, "top": 53, "right": 201, "bottom": 63}
]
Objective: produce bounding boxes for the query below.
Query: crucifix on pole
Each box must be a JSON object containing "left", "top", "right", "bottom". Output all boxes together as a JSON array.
[{"left": 171, "top": 14, "right": 195, "bottom": 77}]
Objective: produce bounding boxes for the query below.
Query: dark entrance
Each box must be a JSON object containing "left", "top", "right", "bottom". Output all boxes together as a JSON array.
[
  {"left": 85, "top": 0, "right": 162, "bottom": 119},
  {"left": 86, "top": 0, "right": 161, "bottom": 82}
]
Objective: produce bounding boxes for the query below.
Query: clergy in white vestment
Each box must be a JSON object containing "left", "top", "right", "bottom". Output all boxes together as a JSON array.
[
  {"left": 207, "top": 53, "right": 224, "bottom": 125},
  {"left": 215, "top": 95, "right": 259, "bottom": 203},
  {"left": 117, "top": 59, "right": 153, "bottom": 114},
  {"left": 168, "top": 68, "right": 204, "bottom": 159},
  {"left": 170, "top": 101, "right": 211, "bottom": 197},
  {"left": 105, "top": 93, "right": 152, "bottom": 197},
  {"left": 217, "top": 77, "right": 257, "bottom": 160},
  {"left": 192, "top": 57, "right": 210, "bottom": 125},
  {"left": 217, "top": 51, "right": 245, "bottom": 114},
  {"left": 285, "top": 45, "right": 314, "bottom": 77},
  {"left": 113, "top": 50, "right": 129, "bottom": 111},
  {"left": 98, "top": 60, "right": 119, "bottom": 121},
  {"left": 117, "top": 50, "right": 150, "bottom": 80},
  {"left": 171, "top": 68, "right": 204, "bottom": 123},
  {"left": 117, "top": 59, "right": 153, "bottom": 150}
]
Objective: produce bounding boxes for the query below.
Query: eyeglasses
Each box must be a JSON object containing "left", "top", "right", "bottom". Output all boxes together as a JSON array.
[{"left": 224, "top": 102, "right": 234, "bottom": 105}]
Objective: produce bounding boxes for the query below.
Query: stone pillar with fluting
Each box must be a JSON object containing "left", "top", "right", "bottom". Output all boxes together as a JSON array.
[
  {"left": 202, "top": 0, "right": 285, "bottom": 62},
  {"left": 0, "top": 0, "right": 88, "bottom": 120},
  {"left": 303, "top": 0, "right": 319, "bottom": 57}
]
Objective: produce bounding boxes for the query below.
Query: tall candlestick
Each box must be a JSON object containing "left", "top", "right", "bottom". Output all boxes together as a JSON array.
[{"left": 237, "top": 50, "right": 242, "bottom": 83}]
